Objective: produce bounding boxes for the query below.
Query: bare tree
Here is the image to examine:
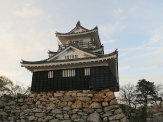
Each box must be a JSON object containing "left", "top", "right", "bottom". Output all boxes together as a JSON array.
[
  {"left": 0, "top": 75, "right": 30, "bottom": 97},
  {"left": 118, "top": 83, "right": 137, "bottom": 108},
  {"left": 0, "top": 76, "right": 13, "bottom": 96}
]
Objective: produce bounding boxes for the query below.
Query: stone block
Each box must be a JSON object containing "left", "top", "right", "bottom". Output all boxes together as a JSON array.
[
  {"left": 58, "top": 102, "right": 67, "bottom": 107},
  {"left": 109, "top": 113, "right": 125, "bottom": 121},
  {"left": 62, "top": 96, "right": 76, "bottom": 102},
  {"left": 102, "top": 102, "right": 109, "bottom": 107},
  {"left": 35, "top": 113, "right": 45, "bottom": 118},
  {"left": 87, "top": 112, "right": 102, "bottom": 122},
  {"left": 78, "top": 96, "right": 91, "bottom": 102},
  {"left": 71, "top": 100, "right": 82, "bottom": 109},
  {"left": 51, "top": 109, "right": 62, "bottom": 114},
  {"left": 71, "top": 114, "right": 81, "bottom": 120},
  {"left": 104, "top": 95, "right": 115, "bottom": 102},
  {"left": 104, "top": 105, "right": 119, "bottom": 112},
  {"left": 110, "top": 99, "right": 118, "bottom": 105},
  {"left": 90, "top": 102, "right": 102, "bottom": 109},
  {"left": 28, "top": 116, "right": 35, "bottom": 121},
  {"left": 54, "top": 93, "right": 63, "bottom": 97},
  {"left": 92, "top": 96, "right": 103, "bottom": 102}
]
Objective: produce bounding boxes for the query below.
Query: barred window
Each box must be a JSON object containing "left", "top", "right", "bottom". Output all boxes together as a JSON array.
[
  {"left": 85, "top": 68, "right": 90, "bottom": 76},
  {"left": 62, "top": 69, "right": 75, "bottom": 77},
  {"left": 65, "top": 55, "right": 78, "bottom": 60},
  {"left": 48, "top": 71, "right": 53, "bottom": 78}
]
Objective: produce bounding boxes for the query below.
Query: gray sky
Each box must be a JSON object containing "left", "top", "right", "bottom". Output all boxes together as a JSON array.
[{"left": 0, "top": 0, "right": 163, "bottom": 87}]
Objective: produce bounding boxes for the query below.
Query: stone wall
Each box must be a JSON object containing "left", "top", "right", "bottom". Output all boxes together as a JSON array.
[{"left": 0, "top": 89, "right": 127, "bottom": 122}]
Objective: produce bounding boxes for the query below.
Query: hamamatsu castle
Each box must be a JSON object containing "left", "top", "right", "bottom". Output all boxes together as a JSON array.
[{"left": 21, "top": 21, "right": 119, "bottom": 92}]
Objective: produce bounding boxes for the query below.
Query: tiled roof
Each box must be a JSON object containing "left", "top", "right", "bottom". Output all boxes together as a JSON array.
[
  {"left": 56, "top": 21, "right": 98, "bottom": 35},
  {"left": 48, "top": 50, "right": 57, "bottom": 54},
  {"left": 21, "top": 49, "right": 118, "bottom": 64}
]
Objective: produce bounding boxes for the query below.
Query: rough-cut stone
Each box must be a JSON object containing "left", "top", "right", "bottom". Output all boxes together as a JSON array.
[
  {"left": 114, "top": 108, "right": 122, "bottom": 114},
  {"left": 36, "top": 101, "right": 41, "bottom": 105},
  {"left": 106, "top": 91, "right": 114, "bottom": 96},
  {"left": 28, "top": 116, "right": 35, "bottom": 121},
  {"left": 71, "top": 100, "right": 82, "bottom": 109},
  {"left": 62, "top": 96, "right": 76, "bottom": 102},
  {"left": 35, "top": 113, "right": 45, "bottom": 117},
  {"left": 87, "top": 112, "right": 102, "bottom": 122},
  {"left": 58, "top": 102, "right": 67, "bottom": 107},
  {"left": 77, "top": 93, "right": 87, "bottom": 97},
  {"left": 109, "top": 113, "right": 125, "bottom": 121},
  {"left": 103, "top": 117, "right": 108, "bottom": 122},
  {"left": 41, "top": 101, "right": 46, "bottom": 106},
  {"left": 78, "top": 96, "right": 91, "bottom": 102},
  {"left": 90, "top": 102, "right": 102, "bottom": 109},
  {"left": 49, "top": 98, "right": 58, "bottom": 101},
  {"left": 120, "top": 117, "right": 127, "bottom": 122},
  {"left": 33, "top": 108, "right": 42, "bottom": 113},
  {"left": 102, "top": 102, "right": 108, "bottom": 107},
  {"left": 0, "top": 101, "right": 6, "bottom": 108},
  {"left": 18, "top": 98, "right": 24, "bottom": 103},
  {"left": 51, "top": 109, "right": 62, "bottom": 114},
  {"left": 92, "top": 96, "right": 103, "bottom": 102},
  {"left": 110, "top": 99, "right": 118, "bottom": 105},
  {"left": 83, "top": 108, "right": 94, "bottom": 113},
  {"left": 54, "top": 93, "right": 63, "bottom": 97},
  {"left": 45, "top": 116, "right": 53, "bottom": 121},
  {"left": 61, "top": 120, "right": 71, "bottom": 122},
  {"left": 56, "top": 114, "right": 63, "bottom": 119},
  {"left": 104, "top": 94, "right": 115, "bottom": 102},
  {"left": 63, "top": 114, "right": 69, "bottom": 119},
  {"left": 77, "top": 112, "right": 87, "bottom": 116},
  {"left": 82, "top": 102, "right": 89, "bottom": 108},
  {"left": 0, "top": 111, "right": 7, "bottom": 116},
  {"left": 63, "top": 106, "right": 71, "bottom": 111},
  {"left": 46, "top": 103, "right": 55, "bottom": 110},
  {"left": 7, "top": 101, "right": 16, "bottom": 105},
  {"left": 71, "top": 114, "right": 81, "bottom": 120},
  {"left": 0, "top": 90, "right": 128, "bottom": 122},
  {"left": 49, "top": 119, "right": 59, "bottom": 122},
  {"left": 8, "top": 116, "right": 16, "bottom": 121}
]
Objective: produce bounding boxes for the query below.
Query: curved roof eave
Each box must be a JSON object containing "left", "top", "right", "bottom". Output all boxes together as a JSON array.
[
  {"left": 21, "top": 49, "right": 118, "bottom": 65},
  {"left": 56, "top": 28, "right": 98, "bottom": 37}
]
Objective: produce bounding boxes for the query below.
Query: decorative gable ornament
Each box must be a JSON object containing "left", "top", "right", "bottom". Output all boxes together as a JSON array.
[{"left": 21, "top": 21, "right": 119, "bottom": 92}]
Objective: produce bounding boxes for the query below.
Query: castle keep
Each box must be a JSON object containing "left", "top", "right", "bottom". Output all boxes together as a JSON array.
[{"left": 21, "top": 21, "right": 119, "bottom": 92}]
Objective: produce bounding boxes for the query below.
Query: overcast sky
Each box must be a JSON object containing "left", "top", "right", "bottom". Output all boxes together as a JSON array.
[{"left": 0, "top": 0, "right": 163, "bottom": 87}]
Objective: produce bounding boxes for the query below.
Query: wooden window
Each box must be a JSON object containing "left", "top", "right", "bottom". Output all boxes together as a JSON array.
[
  {"left": 62, "top": 69, "right": 75, "bottom": 77},
  {"left": 48, "top": 71, "right": 53, "bottom": 78},
  {"left": 65, "top": 55, "right": 78, "bottom": 59},
  {"left": 85, "top": 68, "right": 90, "bottom": 76},
  {"left": 75, "top": 55, "right": 78, "bottom": 59}
]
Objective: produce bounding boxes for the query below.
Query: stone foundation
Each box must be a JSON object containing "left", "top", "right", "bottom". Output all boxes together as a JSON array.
[{"left": 0, "top": 89, "right": 127, "bottom": 122}]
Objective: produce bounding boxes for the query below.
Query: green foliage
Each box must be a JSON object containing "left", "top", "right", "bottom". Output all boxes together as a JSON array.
[{"left": 136, "top": 79, "right": 157, "bottom": 106}]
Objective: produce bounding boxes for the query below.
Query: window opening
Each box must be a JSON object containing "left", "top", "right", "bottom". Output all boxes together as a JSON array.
[
  {"left": 48, "top": 71, "right": 53, "bottom": 78},
  {"left": 85, "top": 68, "right": 90, "bottom": 76},
  {"left": 62, "top": 69, "right": 75, "bottom": 77}
]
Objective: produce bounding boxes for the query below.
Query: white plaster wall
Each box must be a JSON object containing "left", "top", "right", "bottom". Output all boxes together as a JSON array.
[
  {"left": 55, "top": 49, "right": 89, "bottom": 60},
  {"left": 66, "top": 37, "right": 91, "bottom": 44}
]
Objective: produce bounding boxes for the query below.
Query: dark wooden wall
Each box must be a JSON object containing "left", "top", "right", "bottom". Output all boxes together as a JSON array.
[{"left": 31, "top": 66, "right": 119, "bottom": 92}]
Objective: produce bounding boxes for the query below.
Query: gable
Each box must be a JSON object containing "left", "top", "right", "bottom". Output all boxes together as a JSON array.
[
  {"left": 70, "top": 26, "right": 87, "bottom": 34},
  {"left": 47, "top": 46, "right": 97, "bottom": 61}
]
